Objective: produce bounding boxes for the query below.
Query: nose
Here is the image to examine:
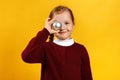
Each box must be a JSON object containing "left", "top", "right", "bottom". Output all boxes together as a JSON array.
[{"left": 61, "top": 24, "right": 66, "bottom": 30}]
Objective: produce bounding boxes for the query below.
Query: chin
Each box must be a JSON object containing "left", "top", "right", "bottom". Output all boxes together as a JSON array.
[
  {"left": 57, "top": 36, "right": 70, "bottom": 40},
  {"left": 55, "top": 34, "right": 71, "bottom": 40}
]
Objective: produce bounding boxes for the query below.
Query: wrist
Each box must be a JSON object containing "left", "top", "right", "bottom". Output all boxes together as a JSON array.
[{"left": 44, "top": 27, "right": 51, "bottom": 34}]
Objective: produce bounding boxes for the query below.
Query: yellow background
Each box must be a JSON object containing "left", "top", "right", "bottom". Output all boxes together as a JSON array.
[{"left": 0, "top": 0, "right": 120, "bottom": 80}]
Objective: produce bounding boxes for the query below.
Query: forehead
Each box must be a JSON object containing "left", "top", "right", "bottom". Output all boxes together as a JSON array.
[{"left": 53, "top": 11, "right": 72, "bottom": 20}]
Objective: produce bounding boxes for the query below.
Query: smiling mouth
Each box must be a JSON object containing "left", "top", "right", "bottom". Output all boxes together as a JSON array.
[{"left": 58, "top": 31, "right": 66, "bottom": 34}]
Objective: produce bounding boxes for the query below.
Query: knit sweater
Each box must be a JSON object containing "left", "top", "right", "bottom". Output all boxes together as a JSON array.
[{"left": 21, "top": 28, "right": 93, "bottom": 80}]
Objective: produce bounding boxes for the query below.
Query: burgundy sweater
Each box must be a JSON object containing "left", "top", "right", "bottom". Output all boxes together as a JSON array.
[{"left": 21, "top": 28, "right": 93, "bottom": 80}]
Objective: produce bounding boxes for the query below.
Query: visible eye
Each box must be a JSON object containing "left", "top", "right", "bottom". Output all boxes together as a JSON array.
[{"left": 65, "top": 22, "right": 69, "bottom": 25}]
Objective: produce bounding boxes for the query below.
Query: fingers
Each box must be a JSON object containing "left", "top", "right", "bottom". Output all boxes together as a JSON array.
[
  {"left": 47, "top": 18, "right": 56, "bottom": 26},
  {"left": 44, "top": 17, "right": 58, "bottom": 34}
]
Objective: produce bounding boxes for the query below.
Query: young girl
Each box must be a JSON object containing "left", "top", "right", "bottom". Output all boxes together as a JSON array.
[{"left": 22, "top": 5, "right": 93, "bottom": 80}]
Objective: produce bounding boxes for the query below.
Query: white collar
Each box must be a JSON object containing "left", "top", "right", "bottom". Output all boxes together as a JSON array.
[{"left": 53, "top": 38, "right": 74, "bottom": 47}]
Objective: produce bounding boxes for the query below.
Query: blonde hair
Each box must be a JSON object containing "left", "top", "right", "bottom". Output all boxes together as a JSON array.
[{"left": 49, "top": 5, "right": 74, "bottom": 24}]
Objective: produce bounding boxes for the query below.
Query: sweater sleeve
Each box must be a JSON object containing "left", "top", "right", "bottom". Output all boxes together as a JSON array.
[
  {"left": 21, "top": 28, "right": 50, "bottom": 63},
  {"left": 81, "top": 45, "right": 93, "bottom": 80}
]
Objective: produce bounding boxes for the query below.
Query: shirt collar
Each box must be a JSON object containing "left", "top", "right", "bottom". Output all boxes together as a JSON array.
[{"left": 53, "top": 38, "right": 74, "bottom": 47}]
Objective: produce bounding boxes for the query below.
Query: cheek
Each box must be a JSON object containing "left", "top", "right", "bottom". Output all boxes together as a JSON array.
[{"left": 68, "top": 25, "right": 73, "bottom": 31}]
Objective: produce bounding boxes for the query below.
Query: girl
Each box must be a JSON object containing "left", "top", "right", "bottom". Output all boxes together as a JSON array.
[{"left": 22, "top": 5, "right": 93, "bottom": 80}]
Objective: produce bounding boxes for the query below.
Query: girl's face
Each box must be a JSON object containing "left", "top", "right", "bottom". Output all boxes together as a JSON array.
[{"left": 53, "top": 11, "right": 74, "bottom": 40}]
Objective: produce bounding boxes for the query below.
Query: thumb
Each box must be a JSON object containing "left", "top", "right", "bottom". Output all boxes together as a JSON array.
[{"left": 51, "top": 29, "right": 60, "bottom": 34}]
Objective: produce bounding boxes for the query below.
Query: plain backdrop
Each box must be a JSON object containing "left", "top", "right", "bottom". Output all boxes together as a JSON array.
[{"left": 0, "top": 0, "right": 120, "bottom": 80}]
